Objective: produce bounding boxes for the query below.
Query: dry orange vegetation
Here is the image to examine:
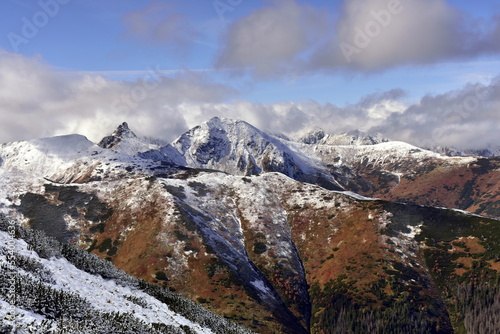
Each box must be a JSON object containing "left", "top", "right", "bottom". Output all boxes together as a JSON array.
[
  {"left": 454, "top": 257, "right": 473, "bottom": 276},
  {"left": 450, "top": 236, "right": 500, "bottom": 277},
  {"left": 351, "top": 158, "right": 500, "bottom": 219},
  {"left": 487, "top": 260, "right": 500, "bottom": 272},
  {"left": 82, "top": 181, "right": 288, "bottom": 333},
  {"left": 48, "top": 163, "right": 499, "bottom": 333},
  {"left": 300, "top": 208, "right": 384, "bottom": 287},
  {"left": 286, "top": 197, "right": 395, "bottom": 302}
]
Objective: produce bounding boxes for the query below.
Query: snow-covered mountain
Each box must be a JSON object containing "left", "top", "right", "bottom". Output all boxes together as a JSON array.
[
  {"left": 300, "top": 127, "right": 500, "bottom": 158},
  {"left": 137, "top": 117, "right": 482, "bottom": 196},
  {"left": 1, "top": 118, "right": 500, "bottom": 333},
  {"left": 428, "top": 145, "right": 500, "bottom": 157},
  {"left": 141, "top": 117, "right": 344, "bottom": 190},
  {"left": 0, "top": 134, "right": 95, "bottom": 177}
]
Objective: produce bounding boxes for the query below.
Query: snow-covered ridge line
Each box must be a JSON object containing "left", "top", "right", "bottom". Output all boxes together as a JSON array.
[{"left": 1, "top": 118, "right": 498, "bottom": 160}]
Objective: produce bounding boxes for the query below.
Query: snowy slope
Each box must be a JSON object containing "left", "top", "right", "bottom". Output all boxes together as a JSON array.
[
  {"left": 0, "top": 132, "right": 165, "bottom": 198},
  {"left": 0, "top": 134, "right": 96, "bottom": 176},
  {"left": 301, "top": 140, "right": 457, "bottom": 168},
  {"left": 301, "top": 128, "right": 500, "bottom": 157},
  {"left": 0, "top": 133, "right": 138, "bottom": 181},
  {"left": 0, "top": 228, "right": 243, "bottom": 333}
]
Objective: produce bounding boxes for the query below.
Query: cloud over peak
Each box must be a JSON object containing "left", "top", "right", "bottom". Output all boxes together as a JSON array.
[{"left": 1, "top": 50, "right": 499, "bottom": 151}]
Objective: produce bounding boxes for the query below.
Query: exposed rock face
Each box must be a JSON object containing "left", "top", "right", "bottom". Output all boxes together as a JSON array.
[
  {"left": 98, "top": 122, "right": 134, "bottom": 149},
  {"left": 98, "top": 122, "right": 164, "bottom": 156}
]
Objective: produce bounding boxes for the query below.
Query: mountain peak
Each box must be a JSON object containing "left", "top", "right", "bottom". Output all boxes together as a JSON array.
[
  {"left": 168, "top": 117, "right": 343, "bottom": 190},
  {"left": 112, "top": 122, "right": 136, "bottom": 138},
  {"left": 98, "top": 125, "right": 125, "bottom": 150},
  {"left": 98, "top": 122, "right": 137, "bottom": 150},
  {"left": 204, "top": 116, "right": 253, "bottom": 130},
  {"left": 300, "top": 129, "right": 326, "bottom": 144},
  {"left": 97, "top": 122, "right": 160, "bottom": 155},
  {"left": 118, "top": 121, "right": 129, "bottom": 130}
]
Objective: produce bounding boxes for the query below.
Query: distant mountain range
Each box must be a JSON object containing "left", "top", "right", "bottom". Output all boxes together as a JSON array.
[
  {"left": 298, "top": 128, "right": 389, "bottom": 146},
  {"left": 299, "top": 127, "right": 500, "bottom": 158},
  {"left": 99, "top": 117, "right": 500, "bottom": 218},
  {"left": 1, "top": 117, "right": 499, "bottom": 333},
  {"left": 426, "top": 145, "right": 500, "bottom": 158}
]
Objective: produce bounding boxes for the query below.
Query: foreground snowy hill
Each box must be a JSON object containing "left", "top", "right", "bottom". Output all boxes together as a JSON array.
[
  {"left": 0, "top": 119, "right": 499, "bottom": 333},
  {"left": 0, "top": 215, "right": 252, "bottom": 334}
]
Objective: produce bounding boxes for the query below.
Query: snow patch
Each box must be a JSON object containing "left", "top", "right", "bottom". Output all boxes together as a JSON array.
[{"left": 250, "top": 280, "right": 271, "bottom": 295}]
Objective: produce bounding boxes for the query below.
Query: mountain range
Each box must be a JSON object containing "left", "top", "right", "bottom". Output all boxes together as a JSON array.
[{"left": 1, "top": 117, "right": 499, "bottom": 333}]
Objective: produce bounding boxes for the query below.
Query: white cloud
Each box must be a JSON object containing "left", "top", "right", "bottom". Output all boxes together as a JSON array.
[
  {"left": 372, "top": 77, "right": 500, "bottom": 149},
  {"left": 0, "top": 51, "right": 236, "bottom": 143},
  {"left": 366, "top": 100, "right": 407, "bottom": 119},
  {"left": 315, "top": 0, "right": 465, "bottom": 70},
  {"left": 173, "top": 79, "right": 500, "bottom": 151},
  {"left": 1, "top": 51, "right": 499, "bottom": 151}
]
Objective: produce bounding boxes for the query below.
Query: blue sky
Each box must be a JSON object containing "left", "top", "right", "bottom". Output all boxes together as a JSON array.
[{"left": 0, "top": 0, "right": 499, "bottom": 149}]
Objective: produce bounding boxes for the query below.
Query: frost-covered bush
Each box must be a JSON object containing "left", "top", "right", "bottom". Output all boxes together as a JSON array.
[
  {"left": 61, "top": 242, "right": 136, "bottom": 287},
  {"left": 0, "top": 215, "right": 62, "bottom": 259},
  {"left": 0, "top": 247, "right": 55, "bottom": 284}
]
